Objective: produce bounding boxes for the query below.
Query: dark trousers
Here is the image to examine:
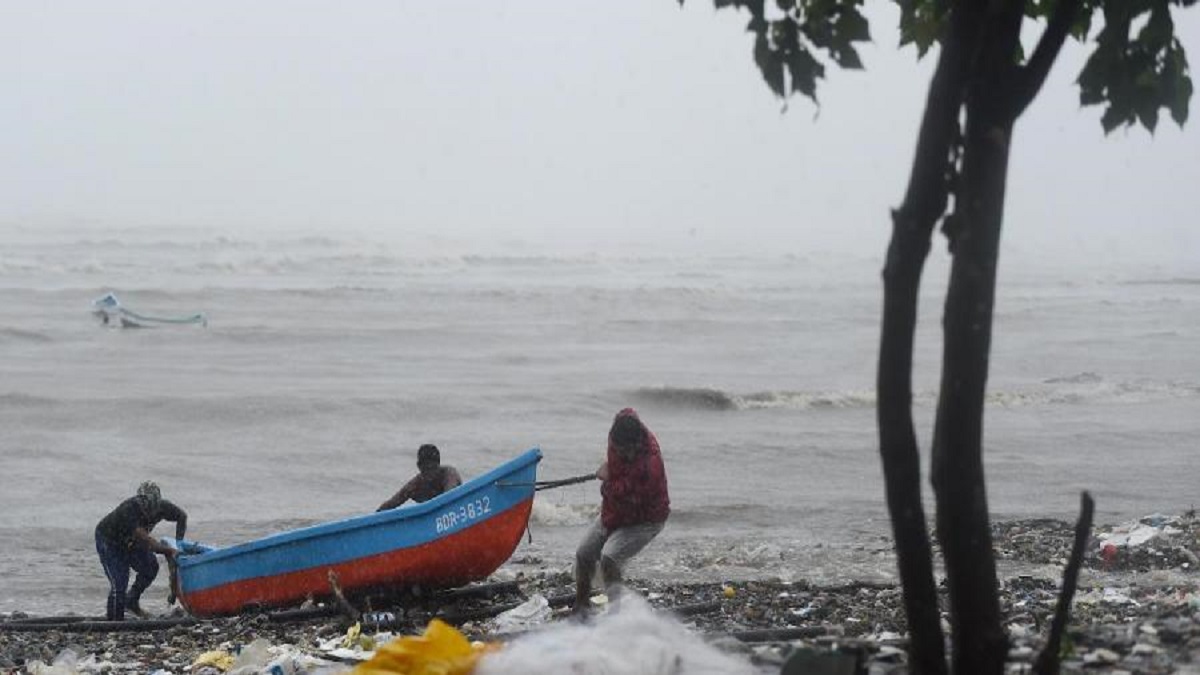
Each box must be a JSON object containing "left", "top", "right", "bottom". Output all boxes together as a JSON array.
[{"left": 95, "top": 530, "right": 158, "bottom": 620}]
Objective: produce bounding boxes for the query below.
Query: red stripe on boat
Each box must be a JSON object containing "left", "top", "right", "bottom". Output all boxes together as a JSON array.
[{"left": 182, "top": 498, "right": 533, "bottom": 616}]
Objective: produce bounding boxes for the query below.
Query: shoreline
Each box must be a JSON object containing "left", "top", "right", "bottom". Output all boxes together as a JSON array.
[{"left": 3, "top": 514, "right": 1197, "bottom": 674}]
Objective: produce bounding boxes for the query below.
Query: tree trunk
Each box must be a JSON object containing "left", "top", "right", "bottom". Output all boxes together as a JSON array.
[
  {"left": 880, "top": 221, "right": 945, "bottom": 675},
  {"left": 880, "top": 0, "right": 1082, "bottom": 669},
  {"left": 931, "top": 71, "right": 1019, "bottom": 675},
  {"left": 878, "top": 4, "right": 985, "bottom": 672},
  {"left": 927, "top": 3, "right": 1029, "bottom": 671}
]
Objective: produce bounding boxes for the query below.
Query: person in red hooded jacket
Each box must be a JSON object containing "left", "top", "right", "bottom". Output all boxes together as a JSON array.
[{"left": 574, "top": 408, "right": 670, "bottom": 614}]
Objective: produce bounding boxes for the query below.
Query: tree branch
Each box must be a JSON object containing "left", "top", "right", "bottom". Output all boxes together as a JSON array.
[
  {"left": 1033, "top": 491, "right": 1095, "bottom": 675},
  {"left": 1012, "top": 0, "right": 1085, "bottom": 116},
  {"left": 877, "top": 7, "right": 989, "bottom": 675}
]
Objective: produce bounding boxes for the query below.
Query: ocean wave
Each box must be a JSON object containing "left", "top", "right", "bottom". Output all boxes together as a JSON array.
[
  {"left": 674, "top": 540, "right": 794, "bottom": 571},
  {"left": 0, "top": 328, "right": 53, "bottom": 344},
  {"left": 0, "top": 393, "right": 59, "bottom": 408},
  {"left": 1043, "top": 371, "right": 1103, "bottom": 385},
  {"left": 630, "top": 376, "right": 1199, "bottom": 414},
  {"left": 1119, "top": 277, "right": 1200, "bottom": 287},
  {"left": 630, "top": 386, "right": 876, "bottom": 411},
  {"left": 989, "top": 375, "right": 1200, "bottom": 407},
  {"left": 530, "top": 499, "right": 596, "bottom": 526}
]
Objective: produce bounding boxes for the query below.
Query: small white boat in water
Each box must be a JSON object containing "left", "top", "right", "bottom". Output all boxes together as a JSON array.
[{"left": 92, "top": 293, "right": 208, "bottom": 328}]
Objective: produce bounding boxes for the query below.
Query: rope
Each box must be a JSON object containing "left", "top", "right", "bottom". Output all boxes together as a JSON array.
[{"left": 497, "top": 473, "right": 597, "bottom": 491}]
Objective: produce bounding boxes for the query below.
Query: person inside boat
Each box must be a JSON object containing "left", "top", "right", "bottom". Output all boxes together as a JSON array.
[
  {"left": 94, "top": 481, "right": 187, "bottom": 620},
  {"left": 376, "top": 443, "right": 464, "bottom": 511},
  {"left": 574, "top": 408, "right": 670, "bottom": 615}
]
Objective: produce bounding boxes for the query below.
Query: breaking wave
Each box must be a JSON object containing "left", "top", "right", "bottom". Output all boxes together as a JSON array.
[
  {"left": 638, "top": 386, "right": 881, "bottom": 411},
  {"left": 989, "top": 373, "right": 1200, "bottom": 407},
  {"left": 530, "top": 499, "right": 596, "bottom": 527},
  {"left": 630, "top": 386, "right": 876, "bottom": 411},
  {"left": 630, "top": 376, "right": 1199, "bottom": 413}
]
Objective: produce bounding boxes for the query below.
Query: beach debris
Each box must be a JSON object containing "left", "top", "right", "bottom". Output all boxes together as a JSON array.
[
  {"left": 475, "top": 595, "right": 757, "bottom": 675},
  {"left": 351, "top": 619, "right": 497, "bottom": 675},
  {"left": 341, "top": 623, "right": 377, "bottom": 651},
  {"left": 488, "top": 594, "right": 551, "bottom": 633},
  {"left": 989, "top": 511, "right": 1200, "bottom": 573},
  {"left": 192, "top": 649, "right": 236, "bottom": 671},
  {"left": 779, "top": 646, "right": 860, "bottom": 675},
  {"left": 25, "top": 648, "right": 82, "bottom": 675},
  {"left": 1094, "top": 513, "right": 1200, "bottom": 571},
  {"left": 4, "top": 516, "right": 1199, "bottom": 675},
  {"left": 227, "top": 638, "right": 273, "bottom": 675}
]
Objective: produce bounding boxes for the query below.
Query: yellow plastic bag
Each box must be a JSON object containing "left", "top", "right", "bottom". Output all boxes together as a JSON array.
[
  {"left": 352, "top": 619, "right": 498, "bottom": 675},
  {"left": 191, "top": 650, "right": 236, "bottom": 671},
  {"left": 341, "top": 622, "right": 377, "bottom": 650}
]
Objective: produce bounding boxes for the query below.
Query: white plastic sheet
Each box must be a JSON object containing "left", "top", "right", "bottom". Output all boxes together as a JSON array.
[
  {"left": 475, "top": 595, "right": 758, "bottom": 675},
  {"left": 488, "top": 593, "right": 552, "bottom": 633}
]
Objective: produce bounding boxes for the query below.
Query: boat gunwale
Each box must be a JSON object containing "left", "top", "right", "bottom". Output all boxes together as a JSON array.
[{"left": 177, "top": 447, "right": 542, "bottom": 569}]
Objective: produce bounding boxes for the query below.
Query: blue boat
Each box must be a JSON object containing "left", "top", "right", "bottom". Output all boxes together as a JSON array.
[{"left": 174, "top": 448, "right": 541, "bottom": 617}]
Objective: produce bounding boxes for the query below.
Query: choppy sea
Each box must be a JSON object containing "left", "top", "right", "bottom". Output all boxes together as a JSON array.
[{"left": 2, "top": 228, "right": 1197, "bottom": 615}]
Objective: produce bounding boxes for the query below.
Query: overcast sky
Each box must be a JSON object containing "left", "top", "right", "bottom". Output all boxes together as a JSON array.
[{"left": 3, "top": 2, "right": 1197, "bottom": 265}]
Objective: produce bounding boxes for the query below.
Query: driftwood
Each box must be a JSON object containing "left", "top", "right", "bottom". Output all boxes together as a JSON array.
[
  {"left": 1033, "top": 492, "right": 1095, "bottom": 675},
  {"left": 327, "top": 570, "right": 361, "bottom": 622},
  {"left": 0, "top": 617, "right": 197, "bottom": 633},
  {"left": 1, "top": 583, "right": 721, "bottom": 634},
  {"left": 433, "top": 580, "right": 522, "bottom": 601},
  {"left": 723, "top": 625, "right": 828, "bottom": 642},
  {"left": 0, "top": 616, "right": 97, "bottom": 625},
  {"left": 266, "top": 580, "right": 524, "bottom": 624}
]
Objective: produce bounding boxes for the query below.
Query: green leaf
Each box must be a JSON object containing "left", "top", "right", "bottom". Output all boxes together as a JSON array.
[
  {"left": 911, "top": 11, "right": 943, "bottom": 56},
  {"left": 1100, "top": 104, "right": 1129, "bottom": 133},
  {"left": 835, "top": 45, "right": 865, "bottom": 69},
  {"left": 1071, "top": 9, "right": 1093, "bottom": 41},
  {"left": 716, "top": 0, "right": 766, "bottom": 14},
  {"left": 1080, "top": 86, "right": 1106, "bottom": 105},
  {"left": 772, "top": 17, "right": 798, "bottom": 50},
  {"left": 1135, "top": 95, "right": 1160, "bottom": 132},
  {"left": 786, "top": 47, "right": 823, "bottom": 98},
  {"left": 802, "top": 18, "right": 834, "bottom": 49},
  {"left": 754, "top": 33, "right": 787, "bottom": 97},
  {"left": 836, "top": 8, "right": 871, "bottom": 43},
  {"left": 1138, "top": 5, "right": 1174, "bottom": 47},
  {"left": 1171, "top": 73, "right": 1193, "bottom": 125}
]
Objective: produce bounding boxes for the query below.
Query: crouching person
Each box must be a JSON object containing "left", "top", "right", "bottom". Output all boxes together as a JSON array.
[{"left": 574, "top": 408, "right": 669, "bottom": 615}]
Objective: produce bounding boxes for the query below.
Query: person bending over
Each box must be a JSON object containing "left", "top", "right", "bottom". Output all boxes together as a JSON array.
[
  {"left": 377, "top": 444, "right": 463, "bottom": 511},
  {"left": 94, "top": 481, "right": 187, "bottom": 620}
]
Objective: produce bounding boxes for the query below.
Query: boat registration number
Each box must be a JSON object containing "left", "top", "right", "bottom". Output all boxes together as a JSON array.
[{"left": 436, "top": 497, "right": 492, "bottom": 533}]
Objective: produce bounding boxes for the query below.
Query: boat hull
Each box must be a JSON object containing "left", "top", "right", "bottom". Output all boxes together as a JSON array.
[{"left": 176, "top": 448, "right": 540, "bottom": 617}]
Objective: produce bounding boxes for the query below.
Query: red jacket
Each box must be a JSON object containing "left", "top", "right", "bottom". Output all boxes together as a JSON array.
[{"left": 601, "top": 408, "right": 670, "bottom": 530}]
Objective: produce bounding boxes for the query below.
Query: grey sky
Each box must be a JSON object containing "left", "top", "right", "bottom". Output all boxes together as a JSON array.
[{"left": 3, "top": 2, "right": 1197, "bottom": 264}]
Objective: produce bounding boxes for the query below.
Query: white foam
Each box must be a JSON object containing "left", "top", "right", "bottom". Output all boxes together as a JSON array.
[
  {"left": 476, "top": 596, "right": 760, "bottom": 675},
  {"left": 530, "top": 498, "right": 597, "bottom": 527}
]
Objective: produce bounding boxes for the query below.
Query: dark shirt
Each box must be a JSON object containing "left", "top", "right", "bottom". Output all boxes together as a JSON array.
[
  {"left": 378, "top": 466, "right": 463, "bottom": 510},
  {"left": 95, "top": 497, "right": 187, "bottom": 548},
  {"left": 601, "top": 408, "right": 670, "bottom": 530}
]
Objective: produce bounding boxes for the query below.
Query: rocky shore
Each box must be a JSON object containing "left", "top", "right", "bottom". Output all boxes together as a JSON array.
[{"left": 2, "top": 512, "right": 1197, "bottom": 674}]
